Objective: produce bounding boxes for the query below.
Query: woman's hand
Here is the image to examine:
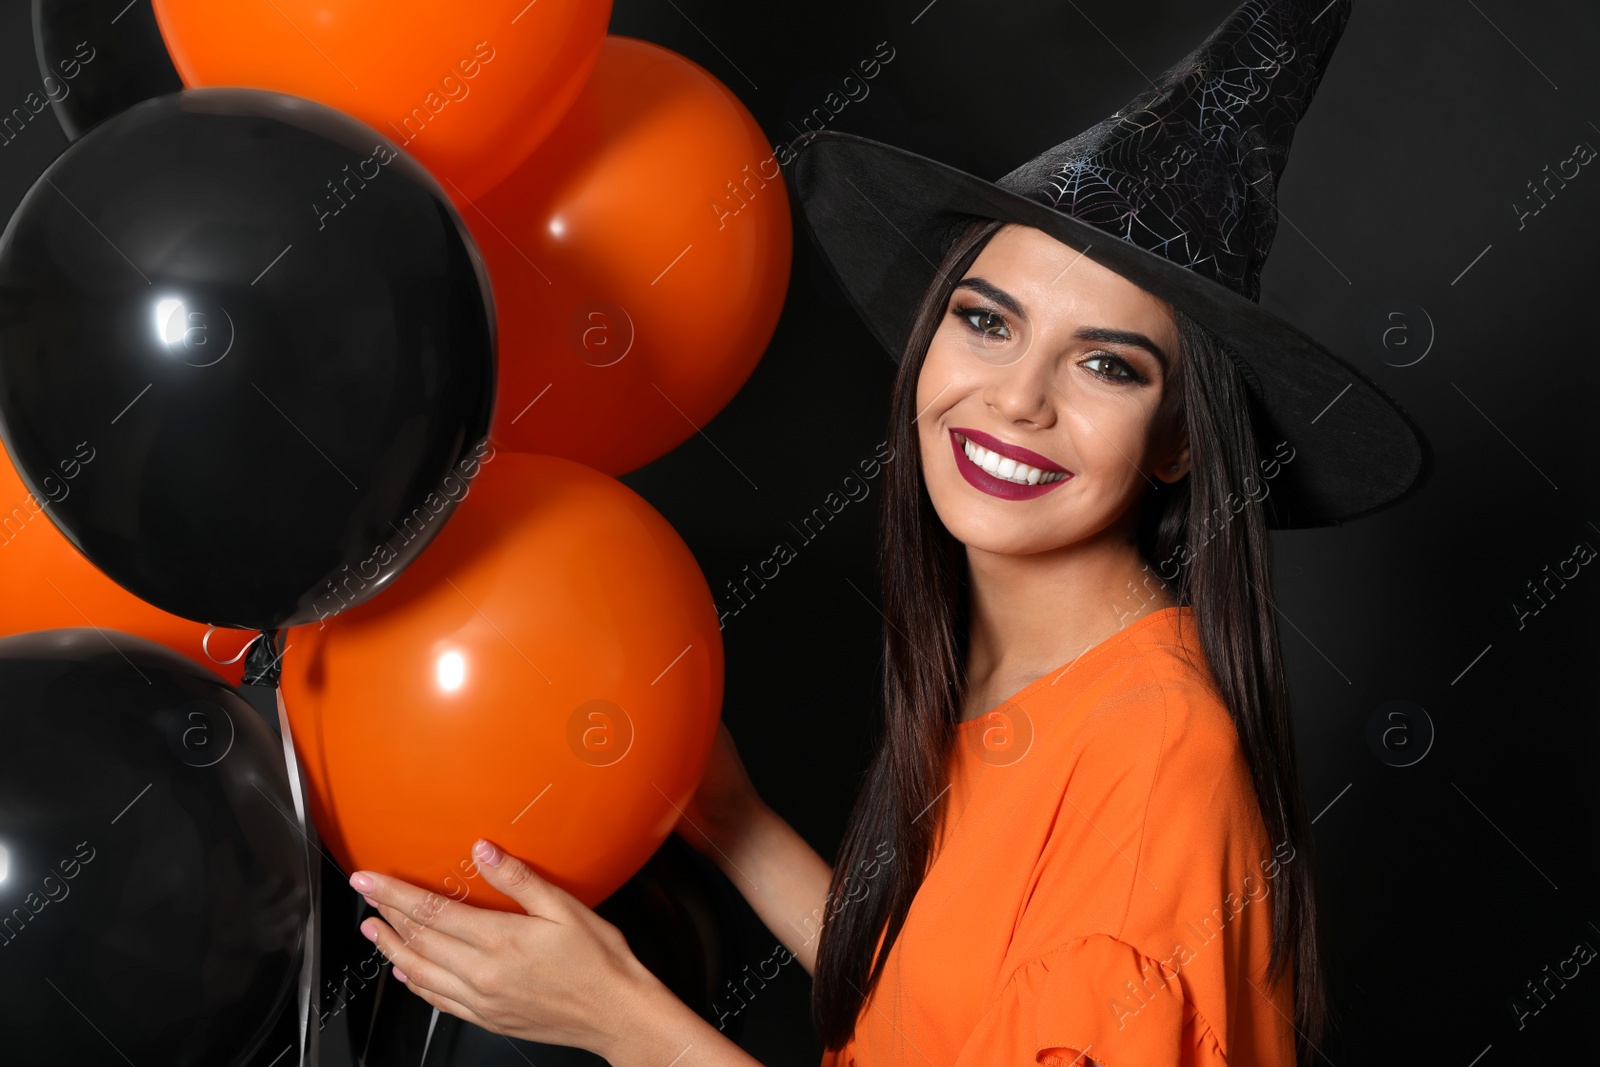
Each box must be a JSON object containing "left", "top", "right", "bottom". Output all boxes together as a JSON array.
[
  {"left": 674, "top": 720, "right": 766, "bottom": 862},
  {"left": 351, "top": 838, "right": 663, "bottom": 1054}
]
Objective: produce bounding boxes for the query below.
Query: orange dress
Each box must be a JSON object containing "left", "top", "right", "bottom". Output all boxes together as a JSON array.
[{"left": 819, "top": 605, "right": 1297, "bottom": 1067}]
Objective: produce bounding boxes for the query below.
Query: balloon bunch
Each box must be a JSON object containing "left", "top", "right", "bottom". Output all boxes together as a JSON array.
[{"left": 3, "top": 2, "right": 784, "bottom": 1062}]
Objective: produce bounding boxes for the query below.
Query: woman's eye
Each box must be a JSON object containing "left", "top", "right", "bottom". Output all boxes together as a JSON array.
[
  {"left": 1082, "top": 353, "right": 1144, "bottom": 383},
  {"left": 954, "top": 305, "right": 1010, "bottom": 340}
]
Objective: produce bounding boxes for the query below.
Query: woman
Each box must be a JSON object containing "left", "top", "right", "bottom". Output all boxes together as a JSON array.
[{"left": 353, "top": 1, "right": 1431, "bottom": 1063}]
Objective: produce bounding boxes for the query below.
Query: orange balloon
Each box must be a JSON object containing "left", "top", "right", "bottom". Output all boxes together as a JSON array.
[
  {"left": 150, "top": 0, "right": 610, "bottom": 201},
  {"left": 280, "top": 450, "right": 723, "bottom": 910},
  {"left": 472, "top": 35, "right": 791, "bottom": 475},
  {"left": 0, "top": 440, "right": 253, "bottom": 684}
]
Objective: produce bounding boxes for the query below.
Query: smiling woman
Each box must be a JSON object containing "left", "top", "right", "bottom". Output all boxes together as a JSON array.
[
  {"left": 801, "top": 211, "right": 1313, "bottom": 1067},
  {"left": 916, "top": 223, "right": 1189, "bottom": 553},
  {"left": 785, "top": 0, "right": 1429, "bottom": 1061}
]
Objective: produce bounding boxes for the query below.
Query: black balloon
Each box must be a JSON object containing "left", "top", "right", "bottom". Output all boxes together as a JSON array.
[
  {"left": 32, "top": 0, "right": 183, "bottom": 141},
  {"left": 0, "top": 628, "right": 309, "bottom": 1065},
  {"left": 0, "top": 88, "right": 496, "bottom": 631}
]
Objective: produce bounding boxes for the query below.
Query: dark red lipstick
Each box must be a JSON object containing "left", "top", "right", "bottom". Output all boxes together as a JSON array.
[{"left": 948, "top": 428, "right": 1073, "bottom": 501}]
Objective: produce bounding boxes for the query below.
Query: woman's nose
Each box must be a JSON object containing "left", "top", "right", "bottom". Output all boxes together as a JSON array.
[{"left": 982, "top": 356, "right": 1057, "bottom": 426}]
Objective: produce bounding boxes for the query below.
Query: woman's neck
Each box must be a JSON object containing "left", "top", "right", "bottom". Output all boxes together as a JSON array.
[{"left": 961, "top": 533, "right": 1176, "bottom": 696}]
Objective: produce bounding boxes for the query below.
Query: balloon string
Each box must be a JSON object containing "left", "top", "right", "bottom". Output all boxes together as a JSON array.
[
  {"left": 275, "top": 672, "right": 322, "bottom": 1067},
  {"left": 201, "top": 626, "right": 260, "bottom": 666},
  {"left": 357, "top": 967, "right": 389, "bottom": 1065},
  {"left": 420, "top": 1006, "right": 441, "bottom": 1066}
]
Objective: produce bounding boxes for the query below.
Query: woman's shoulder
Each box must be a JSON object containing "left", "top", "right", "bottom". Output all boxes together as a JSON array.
[
  {"left": 1010, "top": 611, "right": 1275, "bottom": 952},
  {"left": 1050, "top": 607, "right": 1245, "bottom": 773}
]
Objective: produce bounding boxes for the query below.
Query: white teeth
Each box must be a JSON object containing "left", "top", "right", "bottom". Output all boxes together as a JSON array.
[{"left": 958, "top": 434, "right": 1068, "bottom": 486}]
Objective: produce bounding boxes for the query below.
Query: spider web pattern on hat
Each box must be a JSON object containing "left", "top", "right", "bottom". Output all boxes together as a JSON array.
[{"left": 995, "top": 0, "right": 1350, "bottom": 302}]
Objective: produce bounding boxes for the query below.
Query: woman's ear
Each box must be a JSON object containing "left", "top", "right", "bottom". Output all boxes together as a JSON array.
[{"left": 1156, "top": 437, "right": 1191, "bottom": 484}]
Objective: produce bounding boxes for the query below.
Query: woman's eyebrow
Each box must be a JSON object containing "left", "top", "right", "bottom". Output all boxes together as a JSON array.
[
  {"left": 954, "top": 277, "right": 1170, "bottom": 371},
  {"left": 953, "top": 277, "right": 1024, "bottom": 318},
  {"left": 1074, "top": 326, "right": 1170, "bottom": 371}
]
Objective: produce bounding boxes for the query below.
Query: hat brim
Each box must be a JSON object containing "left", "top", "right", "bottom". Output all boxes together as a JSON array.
[{"left": 789, "top": 129, "right": 1432, "bottom": 530}]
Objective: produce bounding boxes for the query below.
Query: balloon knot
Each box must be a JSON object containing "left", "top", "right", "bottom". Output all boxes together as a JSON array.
[{"left": 241, "top": 630, "right": 285, "bottom": 688}]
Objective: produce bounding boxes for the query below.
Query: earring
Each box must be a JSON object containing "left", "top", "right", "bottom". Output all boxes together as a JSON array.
[{"left": 1168, "top": 463, "right": 1179, "bottom": 472}]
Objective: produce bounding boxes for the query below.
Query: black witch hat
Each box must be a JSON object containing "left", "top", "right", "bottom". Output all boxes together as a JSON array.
[{"left": 789, "top": 0, "right": 1431, "bottom": 529}]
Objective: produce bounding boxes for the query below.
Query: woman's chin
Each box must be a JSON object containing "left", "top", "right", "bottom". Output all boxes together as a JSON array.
[{"left": 937, "top": 513, "right": 1073, "bottom": 557}]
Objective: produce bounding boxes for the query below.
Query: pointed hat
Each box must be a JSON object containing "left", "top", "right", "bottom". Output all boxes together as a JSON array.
[{"left": 790, "top": 0, "right": 1431, "bottom": 528}]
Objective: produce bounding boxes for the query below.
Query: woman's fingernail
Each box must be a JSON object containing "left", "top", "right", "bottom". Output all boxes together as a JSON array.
[
  {"left": 349, "top": 872, "right": 375, "bottom": 893},
  {"left": 473, "top": 839, "right": 503, "bottom": 867},
  {"left": 359, "top": 919, "right": 378, "bottom": 943},
  {"left": 393, "top": 966, "right": 408, "bottom": 984}
]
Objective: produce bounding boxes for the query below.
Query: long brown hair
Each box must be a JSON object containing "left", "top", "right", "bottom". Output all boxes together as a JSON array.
[{"left": 811, "top": 216, "right": 1330, "bottom": 1061}]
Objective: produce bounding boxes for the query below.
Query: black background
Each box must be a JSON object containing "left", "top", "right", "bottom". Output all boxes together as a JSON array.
[{"left": 4, "top": 0, "right": 1599, "bottom": 1063}]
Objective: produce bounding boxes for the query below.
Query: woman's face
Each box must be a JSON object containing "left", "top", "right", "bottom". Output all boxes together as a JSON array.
[{"left": 916, "top": 222, "right": 1188, "bottom": 556}]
